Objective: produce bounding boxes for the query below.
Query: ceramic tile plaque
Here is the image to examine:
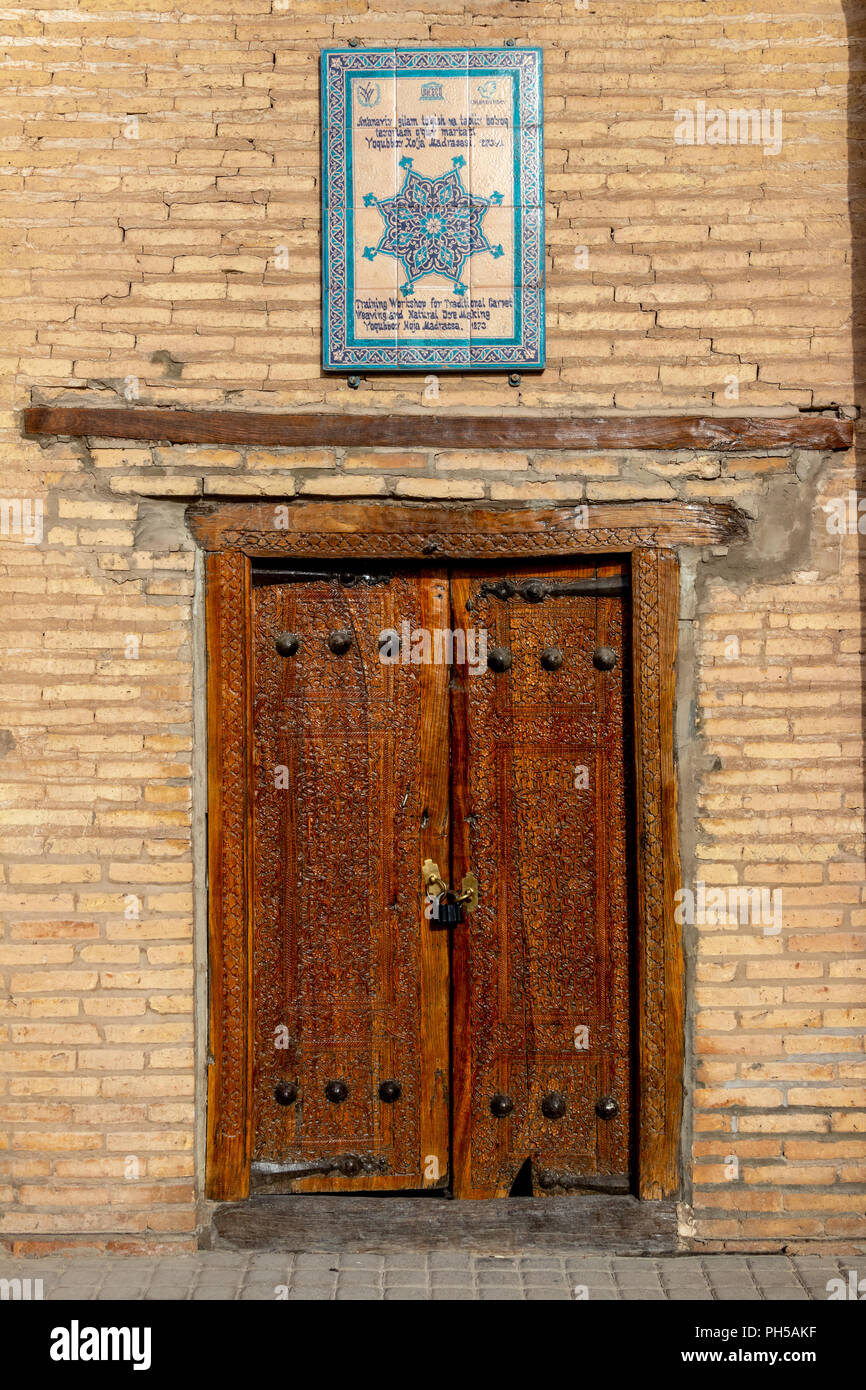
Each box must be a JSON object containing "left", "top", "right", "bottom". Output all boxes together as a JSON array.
[{"left": 321, "top": 46, "right": 544, "bottom": 372}]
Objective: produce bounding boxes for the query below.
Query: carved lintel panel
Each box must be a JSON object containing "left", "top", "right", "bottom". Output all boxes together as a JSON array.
[
  {"left": 205, "top": 549, "right": 252, "bottom": 1200},
  {"left": 631, "top": 547, "right": 683, "bottom": 1199},
  {"left": 188, "top": 500, "right": 746, "bottom": 559}
]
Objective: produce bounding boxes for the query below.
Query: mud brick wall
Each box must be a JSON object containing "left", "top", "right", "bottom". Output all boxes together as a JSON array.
[{"left": 0, "top": 0, "right": 862, "bottom": 1251}]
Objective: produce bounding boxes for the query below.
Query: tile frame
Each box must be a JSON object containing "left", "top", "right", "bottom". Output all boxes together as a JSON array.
[{"left": 321, "top": 46, "right": 545, "bottom": 372}]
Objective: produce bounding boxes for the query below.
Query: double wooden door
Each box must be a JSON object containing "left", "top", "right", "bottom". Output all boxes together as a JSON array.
[{"left": 250, "top": 559, "right": 634, "bottom": 1198}]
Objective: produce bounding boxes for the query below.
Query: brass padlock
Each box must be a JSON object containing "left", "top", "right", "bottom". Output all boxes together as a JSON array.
[
  {"left": 422, "top": 859, "right": 478, "bottom": 926},
  {"left": 435, "top": 890, "right": 464, "bottom": 927}
]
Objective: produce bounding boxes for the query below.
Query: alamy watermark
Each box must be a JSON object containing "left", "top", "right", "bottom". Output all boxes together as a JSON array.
[
  {"left": 0, "top": 1276, "right": 43, "bottom": 1300},
  {"left": 50, "top": 1323, "right": 151, "bottom": 1370},
  {"left": 674, "top": 880, "right": 782, "bottom": 935},
  {"left": 378, "top": 623, "right": 488, "bottom": 675},
  {"left": 674, "top": 101, "right": 783, "bottom": 156},
  {"left": 826, "top": 1270, "right": 865, "bottom": 1300},
  {"left": 0, "top": 497, "right": 43, "bottom": 544},
  {"left": 823, "top": 491, "right": 866, "bottom": 534}
]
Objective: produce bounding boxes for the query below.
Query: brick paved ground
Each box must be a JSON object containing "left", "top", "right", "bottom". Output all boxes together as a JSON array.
[{"left": 0, "top": 1253, "right": 856, "bottom": 1301}]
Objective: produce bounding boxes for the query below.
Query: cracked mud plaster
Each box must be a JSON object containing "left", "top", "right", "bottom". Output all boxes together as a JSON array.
[
  {"left": 694, "top": 449, "right": 838, "bottom": 588},
  {"left": 134, "top": 498, "right": 195, "bottom": 553}
]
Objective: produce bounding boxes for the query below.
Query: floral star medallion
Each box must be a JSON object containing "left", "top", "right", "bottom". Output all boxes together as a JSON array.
[{"left": 363, "top": 156, "right": 503, "bottom": 297}]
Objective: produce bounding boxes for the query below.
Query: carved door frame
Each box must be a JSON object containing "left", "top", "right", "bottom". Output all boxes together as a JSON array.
[{"left": 191, "top": 499, "right": 742, "bottom": 1202}]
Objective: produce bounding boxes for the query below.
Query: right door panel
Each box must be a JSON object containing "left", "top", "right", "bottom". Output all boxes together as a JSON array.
[{"left": 451, "top": 561, "right": 634, "bottom": 1198}]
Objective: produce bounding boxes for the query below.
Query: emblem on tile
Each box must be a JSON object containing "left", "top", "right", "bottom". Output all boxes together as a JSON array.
[{"left": 364, "top": 156, "right": 502, "bottom": 298}]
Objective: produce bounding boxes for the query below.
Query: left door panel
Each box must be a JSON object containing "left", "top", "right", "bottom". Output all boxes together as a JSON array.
[{"left": 251, "top": 567, "right": 450, "bottom": 1191}]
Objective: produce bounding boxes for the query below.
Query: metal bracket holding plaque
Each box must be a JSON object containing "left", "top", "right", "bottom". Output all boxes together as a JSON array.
[{"left": 321, "top": 46, "right": 545, "bottom": 373}]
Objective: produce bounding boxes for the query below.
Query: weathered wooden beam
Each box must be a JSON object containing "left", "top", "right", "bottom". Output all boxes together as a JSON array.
[
  {"left": 186, "top": 499, "right": 747, "bottom": 557},
  {"left": 212, "top": 1194, "right": 680, "bottom": 1254},
  {"left": 22, "top": 405, "right": 854, "bottom": 451}
]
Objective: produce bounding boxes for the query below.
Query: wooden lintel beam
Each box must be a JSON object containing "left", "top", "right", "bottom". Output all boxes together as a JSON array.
[
  {"left": 22, "top": 405, "right": 854, "bottom": 452},
  {"left": 186, "top": 499, "right": 747, "bottom": 556}
]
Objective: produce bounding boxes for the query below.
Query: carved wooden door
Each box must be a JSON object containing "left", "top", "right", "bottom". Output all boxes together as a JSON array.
[
  {"left": 251, "top": 565, "right": 450, "bottom": 1192},
  {"left": 450, "top": 561, "right": 633, "bottom": 1198},
  {"left": 250, "top": 560, "right": 633, "bottom": 1197}
]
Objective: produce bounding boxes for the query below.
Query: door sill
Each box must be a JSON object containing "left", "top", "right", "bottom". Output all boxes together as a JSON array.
[{"left": 210, "top": 1194, "right": 680, "bottom": 1255}]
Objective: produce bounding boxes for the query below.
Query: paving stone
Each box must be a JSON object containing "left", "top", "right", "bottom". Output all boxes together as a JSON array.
[
  {"left": 751, "top": 1279, "right": 806, "bottom": 1291},
  {"left": 95, "top": 1282, "right": 152, "bottom": 1295},
  {"left": 428, "top": 1252, "right": 473, "bottom": 1269},
  {"left": 336, "top": 1270, "right": 384, "bottom": 1286},
  {"left": 52, "top": 1272, "right": 105, "bottom": 1287},
  {"left": 520, "top": 1272, "right": 571, "bottom": 1287}
]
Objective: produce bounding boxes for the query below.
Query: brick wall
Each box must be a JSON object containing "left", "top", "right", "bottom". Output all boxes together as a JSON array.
[
  {"left": 688, "top": 455, "right": 866, "bottom": 1249},
  {"left": 0, "top": 0, "right": 862, "bottom": 1250},
  {"left": 1, "top": 0, "right": 854, "bottom": 410}
]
